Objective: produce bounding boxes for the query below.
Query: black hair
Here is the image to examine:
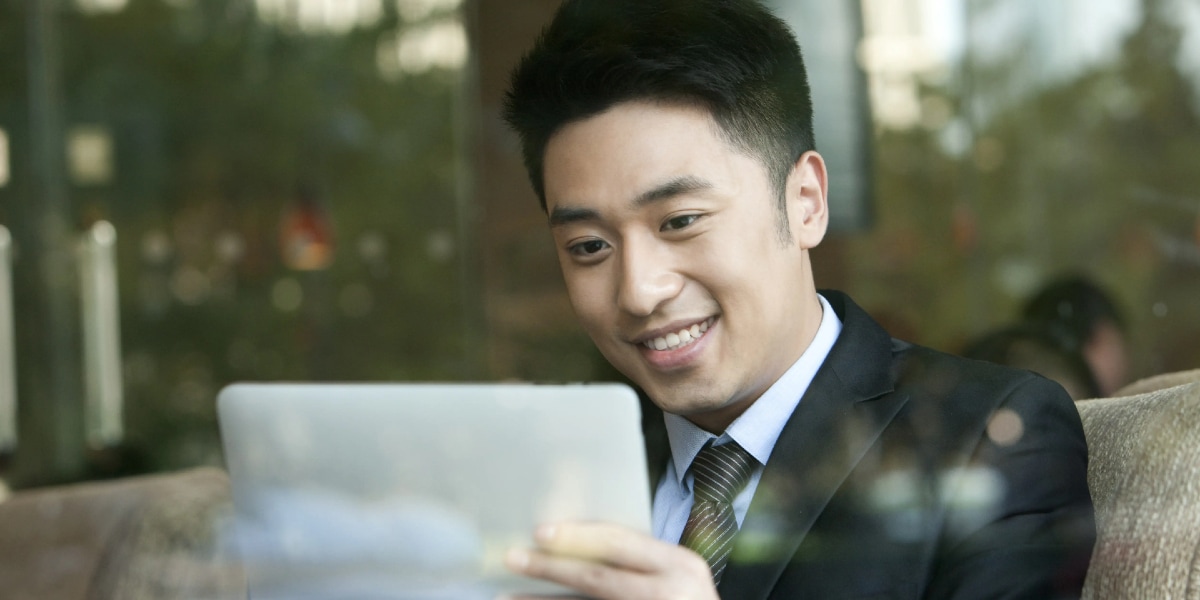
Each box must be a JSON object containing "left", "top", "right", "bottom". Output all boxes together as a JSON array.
[
  {"left": 1020, "top": 276, "right": 1125, "bottom": 352},
  {"left": 503, "top": 0, "right": 814, "bottom": 232},
  {"left": 962, "top": 323, "right": 1102, "bottom": 400}
]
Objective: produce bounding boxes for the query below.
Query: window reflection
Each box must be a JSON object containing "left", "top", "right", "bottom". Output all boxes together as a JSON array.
[
  {"left": 67, "top": 125, "right": 114, "bottom": 186},
  {"left": 1, "top": 0, "right": 476, "bottom": 485},
  {"left": 254, "top": 0, "right": 384, "bottom": 35},
  {"left": 75, "top": 0, "right": 127, "bottom": 15},
  {"left": 0, "top": 128, "right": 9, "bottom": 187},
  {"left": 396, "top": 0, "right": 461, "bottom": 22},
  {"left": 0, "top": 2, "right": 1196, "bottom": 599},
  {"left": 271, "top": 278, "right": 304, "bottom": 313},
  {"left": 0, "top": 0, "right": 1195, "bottom": 523},
  {"left": 376, "top": 18, "right": 469, "bottom": 79},
  {"left": 833, "top": 0, "right": 1200, "bottom": 381}
]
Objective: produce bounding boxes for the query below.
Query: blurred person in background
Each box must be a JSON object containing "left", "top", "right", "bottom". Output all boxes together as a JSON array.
[
  {"left": 500, "top": 0, "right": 1096, "bottom": 597},
  {"left": 962, "top": 324, "right": 1102, "bottom": 401},
  {"left": 1022, "top": 276, "right": 1130, "bottom": 397}
]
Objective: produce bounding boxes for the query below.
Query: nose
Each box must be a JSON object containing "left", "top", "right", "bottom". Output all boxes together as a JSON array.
[{"left": 616, "top": 236, "right": 683, "bottom": 317}]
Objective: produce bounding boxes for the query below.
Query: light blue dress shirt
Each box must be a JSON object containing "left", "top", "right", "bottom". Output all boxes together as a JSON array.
[{"left": 652, "top": 293, "right": 843, "bottom": 543}]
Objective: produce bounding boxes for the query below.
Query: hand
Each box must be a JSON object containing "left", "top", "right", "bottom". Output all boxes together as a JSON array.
[{"left": 501, "top": 521, "right": 719, "bottom": 600}]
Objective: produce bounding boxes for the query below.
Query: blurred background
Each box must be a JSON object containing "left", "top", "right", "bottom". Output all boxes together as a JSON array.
[{"left": 0, "top": 0, "right": 1197, "bottom": 489}]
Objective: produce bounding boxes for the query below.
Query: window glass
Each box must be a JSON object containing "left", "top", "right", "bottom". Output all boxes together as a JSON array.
[
  {"left": 0, "top": 0, "right": 477, "bottom": 485},
  {"left": 846, "top": 0, "right": 1200, "bottom": 385}
]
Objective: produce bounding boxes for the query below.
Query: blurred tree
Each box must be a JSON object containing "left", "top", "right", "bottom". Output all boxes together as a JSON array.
[
  {"left": 844, "top": 0, "right": 1200, "bottom": 379},
  {"left": 0, "top": 0, "right": 480, "bottom": 483}
]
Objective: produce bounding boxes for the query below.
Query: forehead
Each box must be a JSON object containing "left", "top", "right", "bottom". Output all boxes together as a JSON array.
[
  {"left": 541, "top": 101, "right": 747, "bottom": 210},
  {"left": 546, "top": 100, "right": 724, "bottom": 159}
]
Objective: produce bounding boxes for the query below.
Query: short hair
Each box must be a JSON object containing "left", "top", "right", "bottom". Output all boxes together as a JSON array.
[
  {"left": 1021, "top": 276, "right": 1125, "bottom": 352},
  {"left": 503, "top": 0, "right": 815, "bottom": 222},
  {"left": 961, "top": 323, "right": 1102, "bottom": 400}
]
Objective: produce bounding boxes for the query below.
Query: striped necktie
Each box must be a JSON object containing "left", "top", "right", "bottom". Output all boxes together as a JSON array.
[{"left": 679, "top": 441, "right": 757, "bottom": 585}]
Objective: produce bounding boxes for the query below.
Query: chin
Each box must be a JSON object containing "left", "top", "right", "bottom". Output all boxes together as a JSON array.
[{"left": 648, "top": 388, "right": 722, "bottom": 415}]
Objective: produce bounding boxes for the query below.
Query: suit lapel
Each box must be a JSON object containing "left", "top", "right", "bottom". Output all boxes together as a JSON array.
[
  {"left": 718, "top": 291, "right": 909, "bottom": 599},
  {"left": 642, "top": 397, "right": 670, "bottom": 494}
]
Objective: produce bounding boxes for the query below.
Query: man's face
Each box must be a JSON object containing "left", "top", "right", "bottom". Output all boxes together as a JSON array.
[{"left": 542, "top": 101, "right": 827, "bottom": 432}]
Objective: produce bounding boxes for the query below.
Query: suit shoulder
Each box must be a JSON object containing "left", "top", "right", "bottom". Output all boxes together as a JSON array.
[{"left": 888, "top": 338, "right": 1072, "bottom": 415}]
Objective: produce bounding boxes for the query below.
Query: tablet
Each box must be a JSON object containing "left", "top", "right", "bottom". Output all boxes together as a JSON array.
[{"left": 216, "top": 382, "right": 651, "bottom": 599}]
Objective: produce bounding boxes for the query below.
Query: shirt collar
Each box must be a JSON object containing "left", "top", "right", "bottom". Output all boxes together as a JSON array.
[{"left": 664, "top": 293, "right": 844, "bottom": 484}]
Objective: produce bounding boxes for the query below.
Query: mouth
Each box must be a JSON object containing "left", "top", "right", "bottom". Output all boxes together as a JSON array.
[{"left": 639, "top": 317, "right": 716, "bottom": 351}]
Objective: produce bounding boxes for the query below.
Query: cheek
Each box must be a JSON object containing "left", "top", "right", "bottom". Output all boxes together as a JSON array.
[
  {"left": 692, "top": 233, "right": 775, "bottom": 289},
  {"left": 564, "top": 271, "right": 611, "bottom": 328}
]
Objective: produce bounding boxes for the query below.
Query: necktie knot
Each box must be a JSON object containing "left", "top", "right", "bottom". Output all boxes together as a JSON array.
[{"left": 690, "top": 442, "right": 756, "bottom": 505}]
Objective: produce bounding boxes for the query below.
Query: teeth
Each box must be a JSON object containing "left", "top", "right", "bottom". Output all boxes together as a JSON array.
[{"left": 643, "top": 318, "right": 714, "bottom": 351}]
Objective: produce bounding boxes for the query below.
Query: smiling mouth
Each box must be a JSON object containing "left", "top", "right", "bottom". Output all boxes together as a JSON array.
[{"left": 641, "top": 317, "right": 715, "bottom": 351}]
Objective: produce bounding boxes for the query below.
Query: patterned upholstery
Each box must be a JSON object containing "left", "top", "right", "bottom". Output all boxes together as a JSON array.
[
  {"left": 1114, "top": 367, "right": 1200, "bottom": 397},
  {"left": 1076, "top": 379, "right": 1200, "bottom": 599},
  {"left": 0, "top": 467, "right": 245, "bottom": 600}
]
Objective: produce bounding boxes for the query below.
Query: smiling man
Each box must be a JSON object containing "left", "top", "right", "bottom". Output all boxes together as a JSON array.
[
  {"left": 543, "top": 101, "right": 826, "bottom": 435},
  {"left": 501, "top": 1, "right": 1096, "bottom": 598}
]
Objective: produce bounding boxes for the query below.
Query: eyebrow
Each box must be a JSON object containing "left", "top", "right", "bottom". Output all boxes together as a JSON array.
[
  {"left": 548, "top": 175, "right": 714, "bottom": 227},
  {"left": 547, "top": 205, "right": 599, "bottom": 227}
]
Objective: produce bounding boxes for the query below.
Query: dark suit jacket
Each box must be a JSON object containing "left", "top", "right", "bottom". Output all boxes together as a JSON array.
[{"left": 646, "top": 290, "right": 1096, "bottom": 599}]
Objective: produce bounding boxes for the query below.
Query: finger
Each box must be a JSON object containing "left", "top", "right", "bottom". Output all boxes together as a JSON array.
[
  {"left": 534, "top": 522, "right": 698, "bottom": 572},
  {"left": 505, "top": 546, "right": 650, "bottom": 599}
]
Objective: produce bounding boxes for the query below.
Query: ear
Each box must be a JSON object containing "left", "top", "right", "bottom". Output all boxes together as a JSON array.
[{"left": 785, "top": 150, "right": 829, "bottom": 249}]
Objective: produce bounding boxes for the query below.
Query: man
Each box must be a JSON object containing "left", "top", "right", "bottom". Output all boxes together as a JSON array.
[
  {"left": 1021, "top": 275, "right": 1129, "bottom": 397},
  {"left": 500, "top": 1, "right": 1096, "bottom": 598}
]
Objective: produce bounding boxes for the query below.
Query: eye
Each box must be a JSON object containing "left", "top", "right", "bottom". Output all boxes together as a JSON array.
[
  {"left": 662, "top": 214, "right": 701, "bottom": 231},
  {"left": 568, "top": 239, "right": 610, "bottom": 258}
]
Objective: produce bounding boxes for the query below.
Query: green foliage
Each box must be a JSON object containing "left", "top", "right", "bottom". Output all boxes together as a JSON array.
[
  {"left": 1, "top": 0, "right": 477, "bottom": 477},
  {"left": 846, "top": 0, "right": 1200, "bottom": 377}
]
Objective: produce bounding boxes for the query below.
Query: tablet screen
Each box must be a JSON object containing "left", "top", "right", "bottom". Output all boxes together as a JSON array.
[{"left": 217, "top": 382, "right": 651, "bottom": 598}]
